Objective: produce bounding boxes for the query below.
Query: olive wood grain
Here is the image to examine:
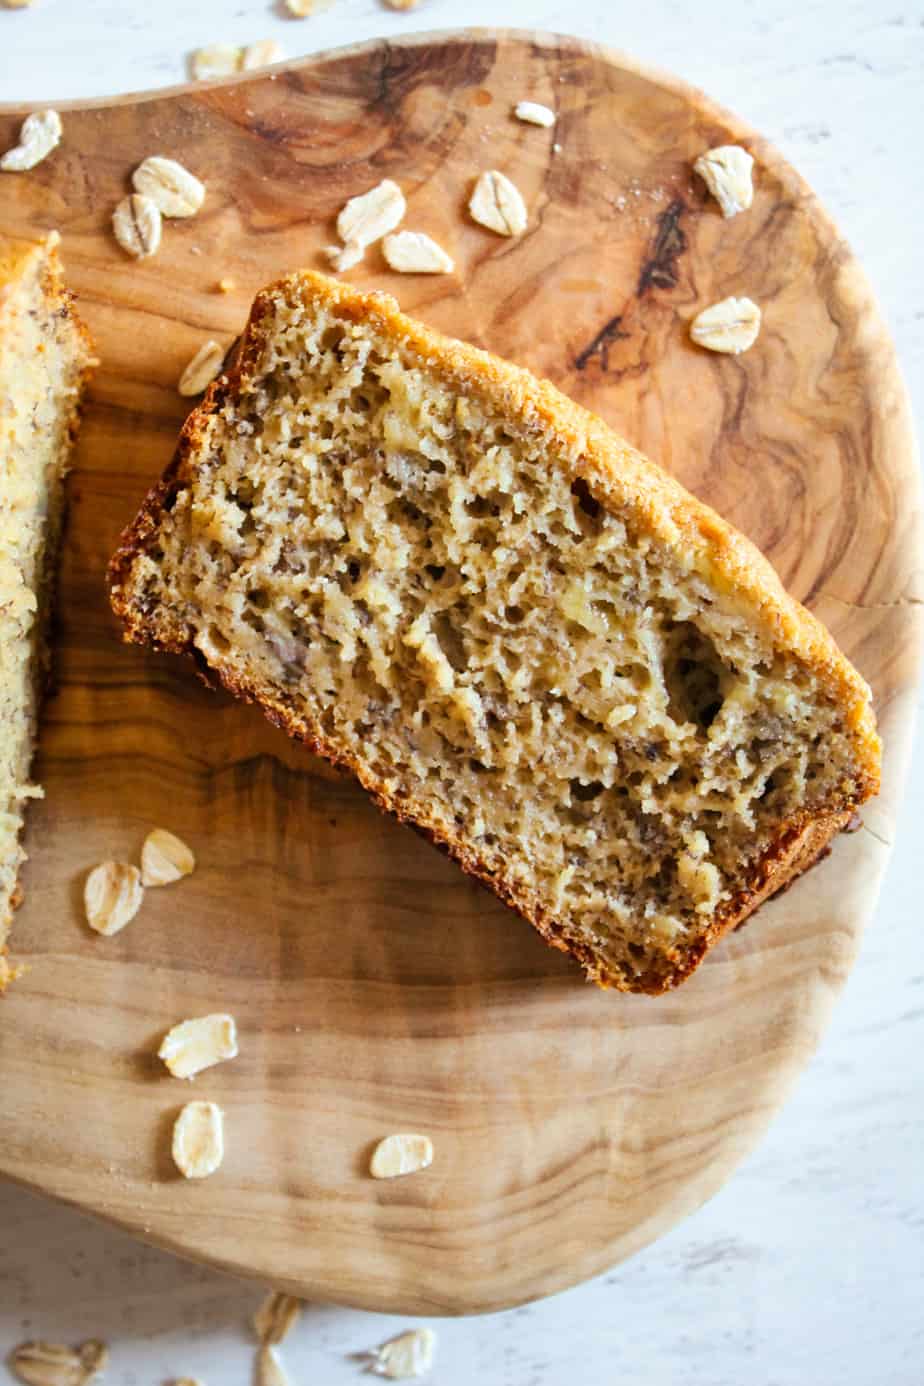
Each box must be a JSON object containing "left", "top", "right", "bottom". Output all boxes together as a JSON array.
[{"left": 0, "top": 31, "right": 919, "bottom": 1314}]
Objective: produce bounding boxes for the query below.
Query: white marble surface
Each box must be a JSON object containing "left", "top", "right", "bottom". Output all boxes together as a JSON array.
[{"left": 1, "top": 2, "right": 922, "bottom": 1383}]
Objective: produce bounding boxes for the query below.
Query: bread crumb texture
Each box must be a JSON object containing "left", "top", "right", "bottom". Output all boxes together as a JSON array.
[
  {"left": 0, "top": 233, "right": 94, "bottom": 990},
  {"left": 109, "top": 272, "right": 880, "bottom": 993}
]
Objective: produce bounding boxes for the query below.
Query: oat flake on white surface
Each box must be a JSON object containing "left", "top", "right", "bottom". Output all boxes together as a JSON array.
[
  {"left": 191, "top": 44, "right": 241, "bottom": 80},
  {"left": 242, "top": 40, "right": 284, "bottom": 71},
  {"left": 371, "top": 1328, "right": 436, "bottom": 1379},
  {"left": 253, "top": 1291, "right": 301, "bottom": 1345},
  {"left": 255, "top": 1346, "right": 290, "bottom": 1386},
  {"left": 8, "top": 1339, "right": 107, "bottom": 1386}
]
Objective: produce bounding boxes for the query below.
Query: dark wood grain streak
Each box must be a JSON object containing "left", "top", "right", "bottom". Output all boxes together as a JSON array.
[{"left": 0, "top": 31, "right": 919, "bottom": 1315}]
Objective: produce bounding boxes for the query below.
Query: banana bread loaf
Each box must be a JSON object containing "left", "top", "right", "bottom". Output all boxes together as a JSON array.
[
  {"left": 109, "top": 271, "right": 880, "bottom": 993},
  {"left": 1, "top": 232, "right": 95, "bottom": 989}
]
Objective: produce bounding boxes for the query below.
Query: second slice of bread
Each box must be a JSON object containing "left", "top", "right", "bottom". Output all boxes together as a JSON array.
[
  {"left": 109, "top": 272, "right": 880, "bottom": 993},
  {"left": 1, "top": 233, "right": 96, "bottom": 990}
]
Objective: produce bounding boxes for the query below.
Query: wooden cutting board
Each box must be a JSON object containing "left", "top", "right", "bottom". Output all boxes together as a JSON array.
[{"left": 0, "top": 31, "right": 920, "bottom": 1315}]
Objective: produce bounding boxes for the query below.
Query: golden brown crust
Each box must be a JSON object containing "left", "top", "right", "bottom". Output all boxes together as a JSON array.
[{"left": 108, "top": 270, "right": 881, "bottom": 994}]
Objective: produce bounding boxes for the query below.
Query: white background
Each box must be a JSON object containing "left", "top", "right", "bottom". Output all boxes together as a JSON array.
[{"left": 1, "top": 3, "right": 922, "bottom": 1384}]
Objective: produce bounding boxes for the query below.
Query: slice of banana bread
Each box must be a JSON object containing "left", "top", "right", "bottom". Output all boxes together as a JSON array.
[
  {"left": 109, "top": 271, "right": 880, "bottom": 993},
  {"left": 0, "top": 233, "right": 95, "bottom": 990}
]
